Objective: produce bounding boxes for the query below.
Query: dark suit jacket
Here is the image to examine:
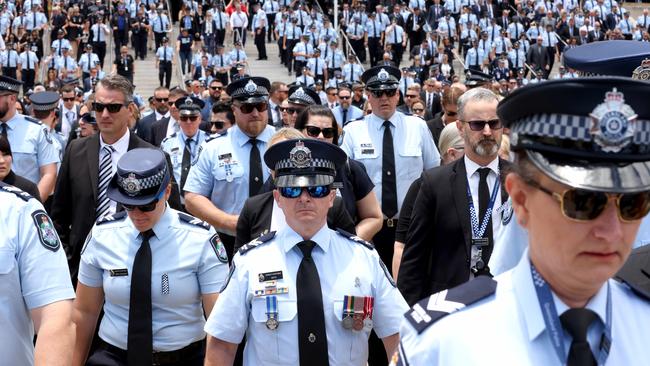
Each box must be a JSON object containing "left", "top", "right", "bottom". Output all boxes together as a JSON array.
[
  {"left": 405, "top": 13, "right": 426, "bottom": 37},
  {"left": 397, "top": 157, "right": 511, "bottom": 305},
  {"left": 51, "top": 132, "right": 182, "bottom": 282},
  {"left": 526, "top": 44, "right": 549, "bottom": 70},
  {"left": 420, "top": 91, "right": 442, "bottom": 117},
  {"left": 426, "top": 113, "right": 444, "bottom": 146},
  {"left": 149, "top": 116, "right": 171, "bottom": 147},
  {"left": 234, "top": 192, "right": 356, "bottom": 253},
  {"left": 2, "top": 170, "right": 41, "bottom": 202},
  {"left": 135, "top": 112, "right": 159, "bottom": 143}
]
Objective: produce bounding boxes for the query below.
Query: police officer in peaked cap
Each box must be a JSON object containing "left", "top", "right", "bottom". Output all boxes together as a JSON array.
[
  {"left": 72, "top": 148, "right": 229, "bottom": 366},
  {"left": 204, "top": 139, "right": 408, "bottom": 366}
]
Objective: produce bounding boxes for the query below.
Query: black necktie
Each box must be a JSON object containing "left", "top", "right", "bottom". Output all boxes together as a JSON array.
[
  {"left": 1, "top": 122, "right": 7, "bottom": 138},
  {"left": 560, "top": 308, "right": 598, "bottom": 366},
  {"left": 296, "top": 240, "right": 329, "bottom": 366},
  {"left": 249, "top": 138, "right": 263, "bottom": 196},
  {"left": 127, "top": 229, "right": 154, "bottom": 366},
  {"left": 342, "top": 108, "right": 348, "bottom": 125},
  {"left": 181, "top": 137, "right": 192, "bottom": 192},
  {"left": 478, "top": 167, "right": 493, "bottom": 260},
  {"left": 382, "top": 121, "right": 398, "bottom": 219}
]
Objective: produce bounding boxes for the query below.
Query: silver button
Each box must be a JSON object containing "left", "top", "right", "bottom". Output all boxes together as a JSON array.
[
  {"left": 308, "top": 333, "right": 316, "bottom": 343},
  {"left": 387, "top": 171, "right": 391, "bottom": 176}
]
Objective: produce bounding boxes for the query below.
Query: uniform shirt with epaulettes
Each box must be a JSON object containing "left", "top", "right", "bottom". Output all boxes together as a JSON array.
[
  {"left": 78, "top": 52, "right": 100, "bottom": 73},
  {"left": 1, "top": 49, "right": 19, "bottom": 68},
  {"left": 341, "top": 111, "right": 440, "bottom": 217},
  {"left": 252, "top": 9, "right": 267, "bottom": 30},
  {"left": 156, "top": 45, "right": 174, "bottom": 62},
  {"left": 366, "top": 19, "right": 385, "bottom": 39},
  {"left": 295, "top": 73, "right": 315, "bottom": 87},
  {"left": 51, "top": 38, "right": 71, "bottom": 57},
  {"left": 396, "top": 250, "right": 650, "bottom": 365},
  {"left": 160, "top": 129, "right": 208, "bottom": 190},
  {"left": 346, "top": 21, "right": 366, "bottom": 40},
  {"left": 325, "top": 48, "right": 345, "bottom": 69},
  {"left": 292, "top": 41, "right": 313, "bottom": 62},
  {"left": 342, "top": 62, "right": 364, "bottom": 82},
  {"left": 55, "top": 55, "right": 78, "bottom": 72},
  {"left": 211, "top": 53, "right": 231, "bottom": 70},
  {"left": 183, "top": 125, "right": 275, "bottom": 216},
  {"left": 385, "top": 24, "right": 404, "bottom": 45},
  {"left": 78, "top": 207, "right": 229, "bottom": 352},
  {"left": 284, "top": 22, "right": 302, "bottom": 41},
  {"left": 152, "top": 14, "right": 170, "bottom": 33},
  {"left": 1, "top": 113, "right": 59, "bottom": 184},
  {"left": 307, "top": 56, "right": 326, "bottom": 77},
  {"left": 0, "top": 183, "right": 75, "bottom": 366},
  {"left": 19, "top": 50, "right": 39, "bottom": 71},
  {"left": 204, "top": 225, "right": 408, "bottom": 365}
]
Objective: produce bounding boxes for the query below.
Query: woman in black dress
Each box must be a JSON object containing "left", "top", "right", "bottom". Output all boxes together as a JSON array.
[
  {"left": 77, "top": 19, "right": 91, "bottom": 60},
  {"left": 66, "top": 6, "right": 84, "bottom": 57}
]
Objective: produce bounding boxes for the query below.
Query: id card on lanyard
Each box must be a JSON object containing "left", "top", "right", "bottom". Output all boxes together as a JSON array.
[
  {"left": 530, "top": 263, "right": 612, "bottom": 365},
  {"left": 466, "top": 176, "right": 499, "bottom": 272}
]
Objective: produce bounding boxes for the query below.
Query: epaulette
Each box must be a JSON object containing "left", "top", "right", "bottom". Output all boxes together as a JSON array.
[
  {"left": 336, "top": 228, "right": 374, "bottom": 250},
  {"left": 0, "top": 181, "right": 33, "bottom": 201},
  {"left": 205, "top": 130, "right": 227, "bottom": 143},
  {"left": 24, "top": 115, "right": 42, "bottom": 125},
  {"left": 404, "top": 276, "right": 497, "bottom": 334},
  {"left": 162, "top": 132, "right": 177, "bottom": 143},
  {"left": 346, "top": 116, "right": 364, "bottom": 125},
  {"left": 616, "top": 245, "right": 650, "bottom": 302},
  {"left": 238, "top": 231, "right": 276, "bottom": 255},
  {"left": 178, "top": 212, "right": 211, "bottom": 230},
  {"left": 96, "top": 211, "right": 128, "bottom": 225}
]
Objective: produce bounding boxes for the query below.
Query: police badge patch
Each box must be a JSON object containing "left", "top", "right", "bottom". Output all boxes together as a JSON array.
[
  {"left": 31, "top": 210, "right": 60, "bottom": 252},
  {"left": 210, "top": 234, "right": 229, "bottom": 263}
]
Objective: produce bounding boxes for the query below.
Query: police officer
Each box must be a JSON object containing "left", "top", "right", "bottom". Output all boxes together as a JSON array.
[
  {"left": 0, "top": 75, "right": 58, "bottom": 203},
  {"left": 204, "top": 139, "right": 408, "bottom": 366},
  {"left": 184, "top": 76, "right": 276, "bottom": 259},
  {"left": 72, "top": 148, "right": 229, "bottom": 366},
  {"left": 397, "top": 77, "right": 650, "bottom": 365},
  {"left": 286, "top": 85, "right": 321, "bottom": 126},
  {"left": 161, "top": 96, "right": 209, "bottom": 209},
  {"left": 156, "top": 37, "right": 174, "bottom": 89},
  {"left": 1, "top": 42, "right": 19, "bottom": 78},
  {"left": 29, "top": 91, "right": 65, "bottom": 169}
]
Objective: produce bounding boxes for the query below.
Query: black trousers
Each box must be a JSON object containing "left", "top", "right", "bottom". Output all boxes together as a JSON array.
[
  {"left": 285, "top": 39, "right": 297, "bottom": 72},
  {"left": 350, "top": 38, "right": 366, "bottom": 63},
  {"left": 216, "top": 29, "right": 226, "bottom": 47},
  {"left": 94, "top": 41, "right": 107, "bottom": 68},
  {"left": 22, "top": 69, "right": 35, "bottom": 93},
  {"left": 546, "top": 47, "right": 556, "bottom": 78},
  {"left": 154, "top": 32, "right": 165, "bottom": 51},
  {"left": 368, "top": 37, "right": 381, "bottom": 67},
  {"left": 391, "top": 43, "right": 404, "bottom": 67},
  {"left": 278, "top": 38, "right": 286, "bottom": 64},
  {"left": 266, "top": 13, "right": 277, "bottom": 41},
  {"left": 114, "top": 32, "right": 128, "bottom": 58},
  {"left": 159, "top": 61, "right": 172, "bottom": 88},
  {"left": 133, "top": 34, "right": 147, "bottom": 60},
  {"left": 254, "top": 28, "right": 267, "bottom": 59},
  {"left": 86, "top": 340, "right": 204, "bottom": 366},
  {"left": 2, "top": 67, "right": 16, "bottom": 79},
  {"left": 216, "top": 71, "right": 229, "bottom": 85}
]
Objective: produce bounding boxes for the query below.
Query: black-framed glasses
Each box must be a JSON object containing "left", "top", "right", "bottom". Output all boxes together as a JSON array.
[
  {"left": 412, "top": 108, "right": 424, "bottom": 113},
  {"left": 369, "top": 89, "right": 397, "bottom": 98},
  {"left": 279, "top": 185, "right": 332, "bottom": 199},
  {"left": 523, "top": 177, "right": 650, "bottom": 222},
  {"left": 210, "top": 120, "right": 226, "bottom": 129},
  {"left": 155, "top": 97, "right": 169, "bottom": 103},
  {"left": 237, "top": 102, "right": 268, "bottom": 114},
  {"left": 167, "top": 100, "right": 177, "bottom": 106},
  {"left": 123, "top": 198, "right": 159, "bottom": 212},
  {"left": 62, "top": 97, "right": 75, "bottom": 102},
  {"left": 210, "top": 86, "right": 222, "bottom": 90},
  {"left": 93, "top": 102, "right": 126, "bottom": 113},
  {"left": 283, "top": 107, "right": 304, "bottom": 115},
  {"left": 463, "top": 119, "right": 502, "bottom": 131},
  {"left": 305, "top": 126, "right": 335, "bottom": 138},
  {"left": 338, "top": 95, "right": 351, "bottom": 100},
  {"left": 179, "top": 115, "right": 200, "bottom": 122}
]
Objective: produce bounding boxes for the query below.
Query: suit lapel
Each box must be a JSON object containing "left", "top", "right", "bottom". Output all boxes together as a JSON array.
[
  {"left": 87, "top": 133, "right": 101, "bottom": 200},
  {"left": 451, "top": 158, "right": 472, "bottom": 258}
]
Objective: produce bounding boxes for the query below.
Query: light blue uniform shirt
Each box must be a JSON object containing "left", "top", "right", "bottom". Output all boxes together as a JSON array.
[
  {"left": 19, "top": 51, "right": 39, "bottom": 70},
  {"left": 332, "top": 105, "right": 364, "bottom": 127},
  {"left": 205, "top": 224, "right": 408, "bottom": 366},
  {"left": 78, "top": 206, "right": 229, "bottom": 352},
  {"left": 211, "top": 53, "right": 231, "bottom": 69},
  {"left": 50, "top": 38, "right": 71, "bottom": 56},
  {"left": 342, "top": 62, "right": 364, "bottom": 82},
  {"left": 78, "top": 52, "right": 100, "bottom": 73},
  {"left": 152, "top": 14, "right": 170, "bottom": 33},
  {"left": 55, "top": 55, "right": 78, "bottom": 72},
  {"left": 325, "top": 49, "right": 345, "bottom": 69},
  {"left": 183, "top": 125, "right": 275, "bottom": 215},
  {"left": 229, "top": 48, "right": 247, "bottom": 64},
  {"left": 385, "top": 24, "right": 404, "bottom": 45},
  {"left": 156, "top": 46, "right": 174, "bottom": 61},
  {"left": 0, "top": 186, "right": 74, "bottom": 366},
  {"left": 1, "top": 49, "right": 19, "bottom": 67},
  {"left": 341, "top": 112, "right": 440, "bottom": 217},
  {"left": 2, "top": 113, "right": 59, "bottom": 183},
  {"left": 160, "top": 130, "right": 208, "bottom": 191},
  {"left": 398, "top": 249, "right": 650, "bottom": 365}
]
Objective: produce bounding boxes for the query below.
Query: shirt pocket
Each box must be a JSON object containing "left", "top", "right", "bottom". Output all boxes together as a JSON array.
[
  {"left": 398, "top": 147, "right": 424, "bottom": 181},
  {"left": 332, "top": 299, "right": 368, "bottom": 363},
  {"left": 250, "top": 296, "right": 298, "bottom": 364}
]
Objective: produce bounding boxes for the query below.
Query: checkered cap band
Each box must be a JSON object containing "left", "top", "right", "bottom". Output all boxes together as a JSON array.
[
  {"left": 0, "top": 80, "right": 21, "bottom": 93},
  {"left": 32, "top": 101, "right": 59, "bottom": 111},
  {"left": 275, "top": 157, "right": 336, "bottom": 171},
  {"left": 231, "top": 85, "right": 269, "bottom": 99},
  {"left": 116, "top": 168, "right": 166, "bottom": 196},
  {"left": 511, "top": 113, "right": 650, "bottom": 146},
  {"left": 288, "top": 89, "right": 316, "bottom": 104}
]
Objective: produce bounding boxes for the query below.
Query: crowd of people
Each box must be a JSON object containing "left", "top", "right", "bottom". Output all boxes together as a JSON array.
[{"left": 3, "top": 0, "right": 650, "bottom": 366}]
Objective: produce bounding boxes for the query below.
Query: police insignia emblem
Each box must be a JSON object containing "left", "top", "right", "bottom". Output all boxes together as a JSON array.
[
  {"left": 632, "top": 59, "right": 650, "bottom": 80},
  {"left": 210, "top": 234, "right": 229, "bottom": 263},
  {"left": 122, "top": 173, "right": 141, "bottom": 196},
  {"left": 244, "top": 79, "right": 258, "bottom": 93},
  {"left": 31, "top": 210, "right": 60, "bottom": 251},
  {"left": 589, "top": 88, "right": 638, "bottom": 153},
  {"left": 378, "top": 68, "right": 389, "bottom": 81},
  {"left": 184, "top": 97, "right": 194, "bottom": 106},
  {"left": 289, "top": 140, "right": 312, "bottom": 168}
]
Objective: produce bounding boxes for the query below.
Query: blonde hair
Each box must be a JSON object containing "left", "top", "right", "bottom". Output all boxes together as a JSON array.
[
  {"left": 438, "top": 123, "right": 463, "bottom": 156},
  {"left": 269, "top": 128, "right": 305, "bottom": 146}
]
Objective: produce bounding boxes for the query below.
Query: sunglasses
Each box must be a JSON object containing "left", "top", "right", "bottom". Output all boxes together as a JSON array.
[
  {"left": 405, "top": 94, "right": 418, "bottom": 98},
  {"left": 62, "top": 97, "right": 75, "bottom": 102},
  {"left": 464, "top": 119, "right": 502, "bottom": 131},
  {"left": 155, "top": 97, "right": 169, "bottom": 103},
  {"left": 210, "top": 86, "right": 222, "bottom": 90},
  {"left": 93, "top": 102, "right": 126, "bottom": 113},
  {"left": 123, "top": 198, "right": 159, "bottom": 212},
  {"left": 446, "top": 111, "right": 457, "bottom": 117},
  {"left": 305, "top": 126, "right": 335, "bottom": 138},
  {"left": 211, "top": 120, "right": 226, "bottom": 129},
  {"left": 524, "top": 178, "right": 650, "bottom": 222},
  {"left": 237, "top": 102, "right": 268, "bottom": 114},
  {"left": 369, "top": 89, "right": 398, "bottom": 98},
  {"left": 338, "top": 95, "right": 351, "bottom": 100},
  {"left": 279, "top": 185, "right": 332, "bottom": 199},
  {"left": 282, "top": 107, "right": 304, "bottom": 115},
  {"left": 412, "top": 108, "right": 424, "bottom": 113},
  {"left": 180, "top": 115, "right": 200, "bottom": 122}
]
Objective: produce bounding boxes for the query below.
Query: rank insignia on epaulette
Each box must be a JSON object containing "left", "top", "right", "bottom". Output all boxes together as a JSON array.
[
  {"left": 336, "top": 228, "right": 374, "bottom": 250},
  {"left": 97, "top": 210, "right": 127, "bottom": 225},
  {"left": 238, "top": 231, "right": 276, "bottom": 255},
  {"left": 0, "top": 182, "right": 33, "bottom": 201},
  {"left": 178, "top": 212, "right": 211, "bottom": 230}
]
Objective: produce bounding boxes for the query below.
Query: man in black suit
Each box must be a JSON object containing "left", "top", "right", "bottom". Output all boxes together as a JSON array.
[
  {"left": 398, "top": 87, "right": 510, "bottom": 306},
  {"left": 405, "top": 7, "right": 426, "bottom": 52},
  {"left": 51, "top": 74, "right": 181, "bottom": 283},
  {"left": 526, "top": 36, "right": 550, "bottom": 74},
  {"left": 136, "top": 86, "right": 169, "bottom": 144},
  {"left": 149, "top": 87, "right": 186, "bottom": 146},
  {"left": 559, "top": 17, "right": 580, "bottom": 43},
  {"left": 421, "top": 77, "right": 443, "bottom": 117},
  {"left": 82, "top": 67, "right": 101, "bottom": 93}
]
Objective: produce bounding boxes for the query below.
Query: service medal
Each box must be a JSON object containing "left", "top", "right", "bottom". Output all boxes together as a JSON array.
[
  {"left": 266, "top": 316, "right": 279, "bottom": 330},
  {"left": 342, "top": 315, "right": 354, "bottom": 329}
]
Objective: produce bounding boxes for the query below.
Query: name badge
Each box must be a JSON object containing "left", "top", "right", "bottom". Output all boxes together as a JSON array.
[
  {"left": 218, "top": 153, "right": 232, "bottom": 160},
  {"left": 110, "top": 268, "right": 128, "bottom": 277},
  {"left": 361, "top": 149, "right": 375, "bottom": 155},
  {"left": 259, "top": 270, "right": 283, "bottom": 282}
]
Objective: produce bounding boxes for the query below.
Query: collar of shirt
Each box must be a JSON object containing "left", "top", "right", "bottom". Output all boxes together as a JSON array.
[
  {"left": 464, "top": 154, "right": 499, "bottom": 179},
  {"left": 511, "top": 249, "right": 608, "bottom": 342},
  {"left": 278, "top": 221, "right": 331, "bottom": 254},
  {"left": 3, "top": 111, "right": 22, "bottom": 129},
  {"left": 155, "top": 110, "right": 171, "bottom": 120},
  {"left": 127, "top": 204, "right": 173, "bottom": 242},
  {"left": 369, "top": 110, "right": 400, "bottom": 130},
  {"left": 180, "top": 129, "right": 203, "bottom": 147},
  {"left": 99, "top": 128, "right": 130, "bottom": 155},
  {"left": 233, "top": 124, "right": 275, "bottom": 148}
]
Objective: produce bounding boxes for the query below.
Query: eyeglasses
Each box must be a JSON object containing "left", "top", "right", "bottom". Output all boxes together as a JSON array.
[
  {"left": 210, "top": 86, "right": 222, "bottom": 90},
  {"left": 282, "top": 107, "right": 303, "bottom": 115},
  {"left": 237, "top": 102, "right": 268, "bottom": 114},
  {"left": 210, "top": 120, "right": 225, "bottom": 129},
  {"left": 123, "top": 198, "right": 159, "bottom": 212},
  {"left": 167, "top": 100, "right": 178, "bottom": 106},
  {"left": 93, "top": 102, "right": 126, "bottom": 113},
  {"left": 180, "top": 115, "right": 200, "bottom": 122},
  {"left": 369, "top": 89, "right": 398, "bottom": 98},
  {"left": 405, "top": 94, "right": 418, "bottom": 98},
  {"left": 62, "top": 97, "right": 75, "bottom": 102},
  {"left": 155, "top": 97, "right": 169, "bottom": 103},
  {"left": 412, "top": 108, "right": 424, "bottom": 113},
  {"left": 524, "top": 177, "right": 650, "bottom": 222},
  {"left": 463, "top": 119, "right": 502, "bottom": 131},
  {"left": 279, "top": 185, "right": 332, "bottom": 199},
  {"left": 338, "top": 95, "right": 351, "bottom": 100},
  {"left": 305, "top": 126, "right": 335, "bottom": 138}
]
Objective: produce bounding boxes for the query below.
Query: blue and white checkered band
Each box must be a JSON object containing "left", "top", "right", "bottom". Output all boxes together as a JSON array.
[
  {"left": 275, "top": 157, "right": 336, "bottom": 171},
  {"left": 33, "top": 101, "right": 59, "bottom": 111},
  {"left": 245, "top": 80, "right": 258, "bottom": 93},
  {"left": 633, "top": 59, "right": 650, "bottom": 80},
  {"left": 117, "top": 169, "right": 166, "bottom": 197},
  {"left": 0, "top": 81, "right": 20, "bottom": 93},
  {"left": 590, "top": 88, "right": 638, "bottom": 153},
  {"left": 289, "top": 141, "right": 312, "bottom": 168},
  {"left": 289, "top": 87, "right": 315, "bottom": 104}
]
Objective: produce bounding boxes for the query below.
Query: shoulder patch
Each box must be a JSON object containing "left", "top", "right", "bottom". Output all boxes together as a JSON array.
[
  {"left": 616, "top": 245, "right": 650, "bottom": 302},
  {"left": 31, "top": 210, "right": 61, "bottom": 252},
  {"left": 0, "top": 182, "right": 34, "bottom": 201},
  {"left": 238, "top": 231, "right": 277, "bottom": 255},
  {"left": 96, "top": 210, "right": 128, "bottom": 225},
  {"left": 178, "top": 212, "right": 211, "bottom": 230},
  {"left": 404, "top": 276, "right": 497, "bottom": 334},
  {"left": 24, "top": 115, "right": 41, "bottom": 124},
  {"left": 43, "top": 127, "right": 53, "bottom": 144},
  {"left": 210, "top": 233, "right": 229, "bottom": 263},
  {"left": 336, "top": 228, "right": 374, "bottom": 250}
]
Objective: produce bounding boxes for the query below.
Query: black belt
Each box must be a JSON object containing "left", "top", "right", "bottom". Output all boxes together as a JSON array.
[
  {"left": 99, "top": 339, "right": 204, "bottom": 365},
  {"left": 384, "top": 218, "right": 398, "bottom": 228}
]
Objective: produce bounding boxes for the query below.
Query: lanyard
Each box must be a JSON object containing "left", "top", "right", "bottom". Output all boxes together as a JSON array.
[
  {"left": 466, "top": 175, "right": 499, "bottom": 239},
  {"left": 530, "top": 263, "right": 612, "bottom": 365}
]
